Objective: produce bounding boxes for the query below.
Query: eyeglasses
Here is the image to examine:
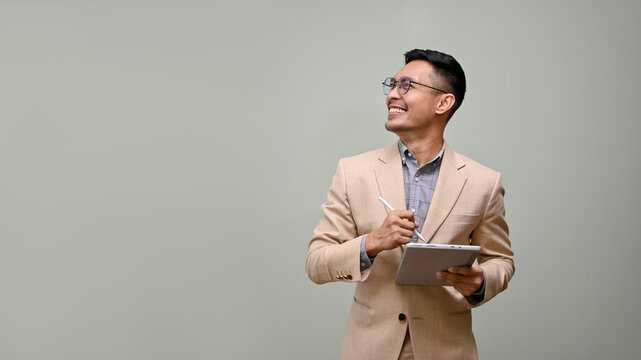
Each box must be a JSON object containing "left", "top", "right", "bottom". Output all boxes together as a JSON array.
[{"left": 382, "top": 77, "right": 448, "bottom": 95}]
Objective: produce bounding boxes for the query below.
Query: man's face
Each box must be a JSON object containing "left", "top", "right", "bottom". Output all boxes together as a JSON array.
[{"left": 385, "top": 60, "right": 442, "bottom": 134}]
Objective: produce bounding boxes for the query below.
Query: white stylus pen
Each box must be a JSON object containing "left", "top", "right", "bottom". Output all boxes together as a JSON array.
[{"left": 377, "top": 196, "right": 426, "bottom": 243}]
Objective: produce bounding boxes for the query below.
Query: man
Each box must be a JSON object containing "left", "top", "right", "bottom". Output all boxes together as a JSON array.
[{"left": 306, "top": 49, "right": 515, "bottom": 360}]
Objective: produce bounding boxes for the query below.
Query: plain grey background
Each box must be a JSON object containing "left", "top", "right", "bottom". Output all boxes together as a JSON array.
[{"left": 1, "top": 0, "right": 640, "bottom": 359}]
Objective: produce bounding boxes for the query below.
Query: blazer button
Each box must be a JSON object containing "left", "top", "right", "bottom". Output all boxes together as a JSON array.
[
  {"left": 346, "top": 274, "right": 353, "bottom": 280},
  {"left": 398, "top": 313, "right": 406, "bottom": 321},
  {"left": 336, "top": 275, "right": 342, "bottom": 280}
]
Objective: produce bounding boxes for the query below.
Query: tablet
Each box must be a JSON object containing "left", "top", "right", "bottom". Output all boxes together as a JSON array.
[{"left": 394, "top": 243, "right": 481, "bottom": 286}]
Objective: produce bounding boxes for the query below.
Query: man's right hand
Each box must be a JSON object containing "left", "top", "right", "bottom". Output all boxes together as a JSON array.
[{"left": 365, "top": 210, "right": 418, "bottom": 257}]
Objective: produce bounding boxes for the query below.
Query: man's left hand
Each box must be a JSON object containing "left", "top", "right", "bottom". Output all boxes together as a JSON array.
[{"left": 437, "top": 263, "right": 484, "bottom": 297}]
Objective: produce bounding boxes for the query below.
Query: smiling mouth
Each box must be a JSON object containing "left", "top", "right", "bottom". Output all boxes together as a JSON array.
[{"left": 389, "top": 106, "right": 407, "bottom": 114}]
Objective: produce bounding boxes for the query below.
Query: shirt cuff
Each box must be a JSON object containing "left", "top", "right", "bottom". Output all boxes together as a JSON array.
[{"left": 360, "top": 235, "right": 375, "bottom": 271}]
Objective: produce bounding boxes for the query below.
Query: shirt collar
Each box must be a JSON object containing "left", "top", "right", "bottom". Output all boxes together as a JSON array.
[{"left": 398, "top": 140, "right": 445, "bottom": 166}]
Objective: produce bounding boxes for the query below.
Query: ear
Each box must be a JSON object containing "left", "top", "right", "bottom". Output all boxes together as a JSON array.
[{"left": 434, "top": 93, "right": 455, "bottom": 116}]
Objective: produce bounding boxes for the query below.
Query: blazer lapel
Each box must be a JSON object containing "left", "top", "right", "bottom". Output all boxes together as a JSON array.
[
  {"left": 421, "top": 145, "right": 468, "bottom": 243},
  {"left": 373, "top": 143, "right": 406, "bottom": 212}
]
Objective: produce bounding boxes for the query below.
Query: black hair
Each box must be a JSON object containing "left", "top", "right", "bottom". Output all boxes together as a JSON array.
[{"left": 404, "top": 49, "right": 466, "bottom": 119}]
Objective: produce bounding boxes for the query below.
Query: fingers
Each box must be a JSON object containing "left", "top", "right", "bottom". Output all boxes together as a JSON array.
[
  {"left": 436, "top": 272, "right": 477, "bottom": 296},
  {"left": 389, "top": 227, "right": 413, "bottom": 246},
  {"left": 367, "top": 209, "right": 423, "bottom": 256},
  {"left": 436, "top": 264, "right": 484, "bottom": 297},
  {"left": 447, "top": 264, "right": 483, "bottom": 276},
  {"left": 399, "top": 228, "right": 415, "bottom": 239},
  {"left": 393, "top": 209, "right": 416, "bottom": 221},
  {"left": 388, "top": 211, "right": 417, "bottom": 244},
  {"left": 389, "top": 210, "right": 417, "bottom": 230},
  {"left": 436, "top": 268, "right": 480, "bottom": 283},
  {"left": 368, "top": 210, "right": 420, "bottom": 255},
  {"left": 446, "top": 267, "right": 472, "bottom": 275},
  {"left": 436, "top": 271, "right": 458, "bottom": 284}
]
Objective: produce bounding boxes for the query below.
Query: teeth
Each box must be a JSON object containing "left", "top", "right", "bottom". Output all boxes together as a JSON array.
[{"left": 389, "top": 108, "right": 406, "bottom": 113}]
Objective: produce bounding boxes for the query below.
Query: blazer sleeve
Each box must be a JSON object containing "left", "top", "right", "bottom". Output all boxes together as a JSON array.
[
  {"left": 306, "top": 158, "right": 372, "bottom": 284},
  {"left": 468, "top": 172, "right": 515, "bottom": 306}
]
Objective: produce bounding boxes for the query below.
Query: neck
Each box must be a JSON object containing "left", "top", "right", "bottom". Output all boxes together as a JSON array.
[{"left": 398, "top": 134, "right": 444, "bottom": 167}]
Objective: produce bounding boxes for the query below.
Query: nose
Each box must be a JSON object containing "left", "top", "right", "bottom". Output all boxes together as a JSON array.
[{"left": 386, "top": 84, "right": 402, "bottom": 102}]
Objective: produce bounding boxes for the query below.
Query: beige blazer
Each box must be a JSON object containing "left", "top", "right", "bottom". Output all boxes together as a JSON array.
[{"left": 306, "top": 143, "right": 515, "bottom": 360}]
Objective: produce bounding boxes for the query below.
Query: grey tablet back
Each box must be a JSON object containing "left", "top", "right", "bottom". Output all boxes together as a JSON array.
[{"left": 394, "top": 243, "right": 481, "bottom": 286}]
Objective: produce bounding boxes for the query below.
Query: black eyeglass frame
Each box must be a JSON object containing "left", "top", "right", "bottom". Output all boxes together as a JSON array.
[{"left": 382, "top": 76, "right": 448, "bottom": 95}]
